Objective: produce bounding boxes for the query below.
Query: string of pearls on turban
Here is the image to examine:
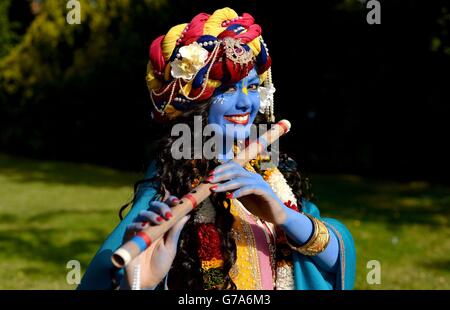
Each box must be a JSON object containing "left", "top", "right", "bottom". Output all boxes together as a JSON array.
[{"left": 147, "top": 8, "right": 274, "bottom": 122}]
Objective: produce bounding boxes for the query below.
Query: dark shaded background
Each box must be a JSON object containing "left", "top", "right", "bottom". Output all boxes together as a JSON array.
[{"left": 1, "top": 0, "right": 449, "bottom": 181}]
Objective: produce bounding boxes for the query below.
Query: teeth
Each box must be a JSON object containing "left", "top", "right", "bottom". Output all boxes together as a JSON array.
[{"left": 225, "top": 114, "right": 249, "bottom": 123}]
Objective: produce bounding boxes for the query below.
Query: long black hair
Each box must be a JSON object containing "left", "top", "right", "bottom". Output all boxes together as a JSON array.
[{"left": 119, "top": 101, "right": 313, "bottom": 289}]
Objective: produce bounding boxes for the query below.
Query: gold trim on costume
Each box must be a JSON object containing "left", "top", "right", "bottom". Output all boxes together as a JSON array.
[
  {"left": 229, "top": 199, "right": 263, "bottom": 289},
  {"left": 326, "top": 223, "right": 346, "bottom": 288}
]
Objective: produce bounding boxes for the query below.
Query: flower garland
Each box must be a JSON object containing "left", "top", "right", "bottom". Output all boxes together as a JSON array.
[
  {"left": 263, "top": 168, "right": 298, "bottom": 209},
  {"left": 196, "top": 222, "right": 226, "bottom": 289},
  {"left": 193, "top": 156, "right": 300, "bottom": 290},
  {"left": 263, "top": 166, "right": 297, "bottom": 290}
]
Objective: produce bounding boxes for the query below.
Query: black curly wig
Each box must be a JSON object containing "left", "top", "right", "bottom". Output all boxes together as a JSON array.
[{"left": 119, "top": 101, "right": 313, "bottom": 289}]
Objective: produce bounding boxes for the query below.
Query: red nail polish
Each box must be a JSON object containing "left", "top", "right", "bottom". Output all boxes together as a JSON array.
[
  {"left": 165, "top": 212, "right": 173, "bottom": 219},
  {"left": 210, "top": 185, "right": 218, "bottom": 192},
  {"left": 208, "top": 170, "right": 214, "bottom": 176},
  {"left": 172, "top": 198, "right": 180, "bottom": 204},
  {"left": 226, "top": 192, "right": 233, "bottom": 199},
  {"left": 156, "top": 216, "right": 163, "bottom": 222},
  {"left": 206, "top": 176, "right": 214, "bottom": 182},
  {"left": 141, "top": 222, "right": 147, "bottom": 227}
]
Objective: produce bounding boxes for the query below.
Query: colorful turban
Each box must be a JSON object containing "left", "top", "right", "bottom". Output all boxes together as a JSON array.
[{"left": 146, "top": 7, "right": 272, "bottom": 122}]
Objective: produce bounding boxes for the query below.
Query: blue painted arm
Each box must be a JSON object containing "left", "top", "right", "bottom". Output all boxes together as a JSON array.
[
  {"left": 208, "top": 161, "right": 340, "bottom": 274},
  {"left": 281, "top": 206, "right": 340, "bottom": 273}
]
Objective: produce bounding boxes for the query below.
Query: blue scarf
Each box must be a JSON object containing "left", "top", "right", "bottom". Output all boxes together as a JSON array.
[{"left": 78, "top": 162, "right": 356, "bottom": 290}]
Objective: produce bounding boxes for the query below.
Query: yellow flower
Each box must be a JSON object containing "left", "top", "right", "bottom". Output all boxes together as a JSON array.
[{"left": 170, "top": 42, "right": 209, "bottom": 81}]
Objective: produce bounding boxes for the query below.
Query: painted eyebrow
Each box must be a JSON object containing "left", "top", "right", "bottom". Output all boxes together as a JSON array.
[{"left": 247, "top": 76, "right": 260, "bottom": 85}]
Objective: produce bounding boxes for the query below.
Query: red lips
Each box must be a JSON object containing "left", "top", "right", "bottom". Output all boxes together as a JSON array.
[{"left": 223, "top": 112, "right": 250, "bottom": 125}]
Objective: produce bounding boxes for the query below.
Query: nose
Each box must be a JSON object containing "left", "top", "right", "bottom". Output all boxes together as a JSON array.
[{"left": 235, "top": 88, "right": 251, "bottom": 112}]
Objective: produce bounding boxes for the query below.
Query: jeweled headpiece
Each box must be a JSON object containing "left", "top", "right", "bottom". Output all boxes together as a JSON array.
[{"left": 146, "top": 7, "right": 275, "bottom": 122}]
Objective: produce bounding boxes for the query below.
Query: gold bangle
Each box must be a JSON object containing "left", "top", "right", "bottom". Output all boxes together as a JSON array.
[{"left": 287, "top": 213, "right": 330, "bottom": 256}]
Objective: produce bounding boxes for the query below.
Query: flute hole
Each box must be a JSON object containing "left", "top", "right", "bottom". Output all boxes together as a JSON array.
[
  {"left": 191, "top": 190, "right": 197, "bottom": 194},
  {"left": 112, "top": 254, "right": 125, "bottom": 268}
]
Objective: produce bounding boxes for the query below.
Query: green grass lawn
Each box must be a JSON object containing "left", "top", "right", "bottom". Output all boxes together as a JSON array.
[{"left": 0, "top": 153, "right": 449, "bottom": 289}]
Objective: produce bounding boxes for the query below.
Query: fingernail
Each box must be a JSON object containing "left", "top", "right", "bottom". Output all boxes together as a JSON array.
[
  {"left": 141, "top": 222, "right": 148, "bottom": 227},
  {"left": 210, "top": 185, "right": 218, "bottom": 192},
  {"left": 172, "top": 198, "right": 180, "bottom": 204},
  {"left": 208, "top": 170, "right": 214, "bottom": 176},
  {"left": 226, "top": 192, "right": 233, "bottom": 199},
  {"left": 165, "top": 212, "right": 173, "bottom": 219},
  {"left": 206, "top": 176, "right": 214, "bottom": 182},
  {"left": 156, "top": 216, "right": 163, "bottom": 222}
]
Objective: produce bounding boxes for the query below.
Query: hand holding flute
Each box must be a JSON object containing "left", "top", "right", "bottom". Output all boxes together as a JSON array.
[
  {"left": 115, "top": 120, "right": 291, "bottom": 287},
  {"left": 122, "top": 193, "right": 190, "bottom": 289}
]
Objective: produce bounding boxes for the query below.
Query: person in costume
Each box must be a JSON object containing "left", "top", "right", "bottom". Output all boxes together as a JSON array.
[{"left": 78, "top": 7, "right": 356, "bottom": 290}]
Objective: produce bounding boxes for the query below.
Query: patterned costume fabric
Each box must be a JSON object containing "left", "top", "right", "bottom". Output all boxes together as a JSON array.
[{"left": 78, "top": 160, "right": 356, "bottom": 290}]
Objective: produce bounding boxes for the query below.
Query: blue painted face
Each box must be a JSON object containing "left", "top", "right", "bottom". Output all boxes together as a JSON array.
[{"left": 208, "top": 69, "right": 260, "bottom": 141}]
